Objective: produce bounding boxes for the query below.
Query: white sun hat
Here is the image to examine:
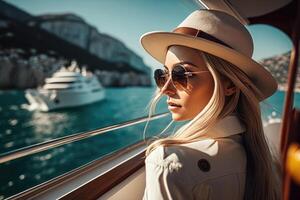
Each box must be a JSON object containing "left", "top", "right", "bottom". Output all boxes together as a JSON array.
[{"left": 140, "top": 9, "right": 277, "bottom": 101}]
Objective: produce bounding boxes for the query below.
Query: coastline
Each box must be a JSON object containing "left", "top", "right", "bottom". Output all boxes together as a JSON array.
[{"left": 277, "top": 84, "right": 300, "bottom": 93}]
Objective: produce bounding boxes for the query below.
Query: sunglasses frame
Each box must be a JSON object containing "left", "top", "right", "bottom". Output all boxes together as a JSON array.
[{"left": 154, "top": 63, "right": 210, "bottom": 90}]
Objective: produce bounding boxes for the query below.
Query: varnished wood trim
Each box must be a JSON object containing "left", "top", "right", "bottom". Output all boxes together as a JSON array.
[
  {"left": 280, "top": 0, "right": 299, "bottom": 167},
  {"left": 60, "top": 150, "right": 146, "bottom": 200}
]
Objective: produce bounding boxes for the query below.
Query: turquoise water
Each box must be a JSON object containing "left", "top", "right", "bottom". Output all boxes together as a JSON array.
[{"left": 0, "top": 88, "right": 299, "bottom": 199}]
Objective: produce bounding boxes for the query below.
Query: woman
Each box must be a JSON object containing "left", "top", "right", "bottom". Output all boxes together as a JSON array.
[{"left": 140, "top": 10, "right": 281, "bottom": 200}]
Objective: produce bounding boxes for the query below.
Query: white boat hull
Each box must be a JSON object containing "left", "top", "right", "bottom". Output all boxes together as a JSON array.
[{"left": 25, "top": 89, "right": 105, "bottom": 111}]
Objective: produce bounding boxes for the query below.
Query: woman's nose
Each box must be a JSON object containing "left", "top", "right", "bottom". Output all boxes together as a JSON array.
[{"left": 160, "top": 77, "right": 176, "bottom": 96}]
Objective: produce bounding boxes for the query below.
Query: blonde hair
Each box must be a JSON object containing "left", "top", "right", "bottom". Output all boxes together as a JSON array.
[{"left": 143, "top": 49, "right": 281, "bottom": 200}]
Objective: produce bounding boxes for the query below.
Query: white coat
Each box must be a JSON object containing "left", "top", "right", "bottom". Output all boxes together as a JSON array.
[{"left": 142, "top": 114, "right": 247, "bottom": 200}]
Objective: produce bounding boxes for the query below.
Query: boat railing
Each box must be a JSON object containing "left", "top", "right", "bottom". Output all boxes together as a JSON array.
[
  {"left": 7, "top": 132, "right": 148, "bottom": 200},
  {"left": 0, "top": 112, "right": 170, "bottom": 164}
]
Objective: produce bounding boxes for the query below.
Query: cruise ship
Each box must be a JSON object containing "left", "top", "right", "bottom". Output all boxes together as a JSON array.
[{"left": 25, "top": 61, "right": 105, "bottom": 111}]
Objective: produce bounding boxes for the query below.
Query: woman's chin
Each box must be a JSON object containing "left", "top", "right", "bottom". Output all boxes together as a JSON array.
[
  {"left": 170, "top": 112, "right": 186, "bottom": 121},
  {"left": 170, "top": 110, "right": 194, "bottom": 121}
]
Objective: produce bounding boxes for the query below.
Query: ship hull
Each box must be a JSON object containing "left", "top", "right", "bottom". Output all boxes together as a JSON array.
[{"left": 25, "top": 88, "right": 105, "bottom": 111}]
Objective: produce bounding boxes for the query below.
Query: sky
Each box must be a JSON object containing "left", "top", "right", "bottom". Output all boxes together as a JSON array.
[{"left": 5, "top": 0, "right": 293, "bottom": 70}]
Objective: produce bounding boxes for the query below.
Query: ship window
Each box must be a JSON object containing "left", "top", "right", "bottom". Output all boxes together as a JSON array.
[
  {"left": 48, "top": 88, "right": 72, "bottom": 90},
  {"left": 48, "top": 81, "right": 75, "bottom": 84},
  {"left": 54, "top": 98, "right": 60, "bottom": 104},
  {"left": 252, "top": 25, "right": 294, "bottom": 122},
  {"left": 92, "top": 88, "right": 101, "bottom": 92}
]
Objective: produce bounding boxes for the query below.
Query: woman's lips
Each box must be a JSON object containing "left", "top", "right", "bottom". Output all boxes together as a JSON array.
[
  {"left": 167, "top": 101, "right": 182, "bottom": 111},
  {"left": 168, "top": 105, "right": 181, "bottom": 111},
  {"left": 167, "top": 101, "right": 181, "bottom": 107}
]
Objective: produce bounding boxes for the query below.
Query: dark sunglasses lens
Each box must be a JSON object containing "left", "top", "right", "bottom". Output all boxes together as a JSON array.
[
  {"left": 172, "top": 65, "right": 187, "bottom": 88},
  {"left": 154, "top": 69, "right": 167, "bottom": 88}
]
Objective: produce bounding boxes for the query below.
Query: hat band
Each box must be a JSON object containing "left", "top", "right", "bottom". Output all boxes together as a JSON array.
[{"left": 173, "top": 27, "right": 232, "bottom": 49}]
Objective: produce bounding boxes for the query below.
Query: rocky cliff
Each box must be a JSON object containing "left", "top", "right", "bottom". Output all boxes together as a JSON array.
[
  {"left": 259, "top": 51, "right": 300, "bottom": 92},
  {"left": 0, "top": 1, "right": 152, "bottom": 89},
  {"left": 33, "top": 13, "right": 150, "bottom": 74}
]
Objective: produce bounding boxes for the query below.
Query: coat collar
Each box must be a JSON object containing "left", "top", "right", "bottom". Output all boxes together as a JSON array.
[{"left": 199, "top": 114, "right": 246, "bottom": 140}]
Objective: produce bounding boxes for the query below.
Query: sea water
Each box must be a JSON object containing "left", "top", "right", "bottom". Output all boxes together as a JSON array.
[{"left": 0, "top": 88, "right": 299, "bottom": 199}]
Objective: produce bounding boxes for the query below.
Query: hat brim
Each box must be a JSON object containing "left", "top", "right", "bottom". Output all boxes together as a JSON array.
[{"left": 140, "top": 31, "right": 277, "bottom": 101}]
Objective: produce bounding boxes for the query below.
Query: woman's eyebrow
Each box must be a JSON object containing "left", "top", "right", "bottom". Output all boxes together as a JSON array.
[
  {"left": 163, "top": 61, "right": 198, "bottom": 70},
  {"left": 176, "top": 61, "right": 198, "bottom": 68}
]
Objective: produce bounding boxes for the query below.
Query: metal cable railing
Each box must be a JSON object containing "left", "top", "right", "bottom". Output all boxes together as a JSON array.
[{"left": 0, "top": 112, "right": 169, "bottom": 164}]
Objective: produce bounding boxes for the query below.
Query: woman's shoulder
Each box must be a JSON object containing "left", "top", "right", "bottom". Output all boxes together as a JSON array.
[
  {"left": 165, "top": 134, "right": 246, "bottom": 159},
  {"left": 146, "top": 135, "right": 247, "bottom": 179}
]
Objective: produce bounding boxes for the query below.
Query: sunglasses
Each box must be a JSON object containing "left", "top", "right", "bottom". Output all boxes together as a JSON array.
[{"left": 154, "top": 63, "right": 209, "bottom": 90}]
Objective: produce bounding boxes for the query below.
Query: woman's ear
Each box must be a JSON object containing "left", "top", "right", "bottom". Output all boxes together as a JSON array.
[{"left": 223, "top": 79, "right": 236, "bottom": 96}]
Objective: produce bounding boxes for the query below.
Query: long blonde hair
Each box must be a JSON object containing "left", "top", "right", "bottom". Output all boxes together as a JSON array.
[{"left": 143, "top": 50, "right": 281, "bottom": 200}]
